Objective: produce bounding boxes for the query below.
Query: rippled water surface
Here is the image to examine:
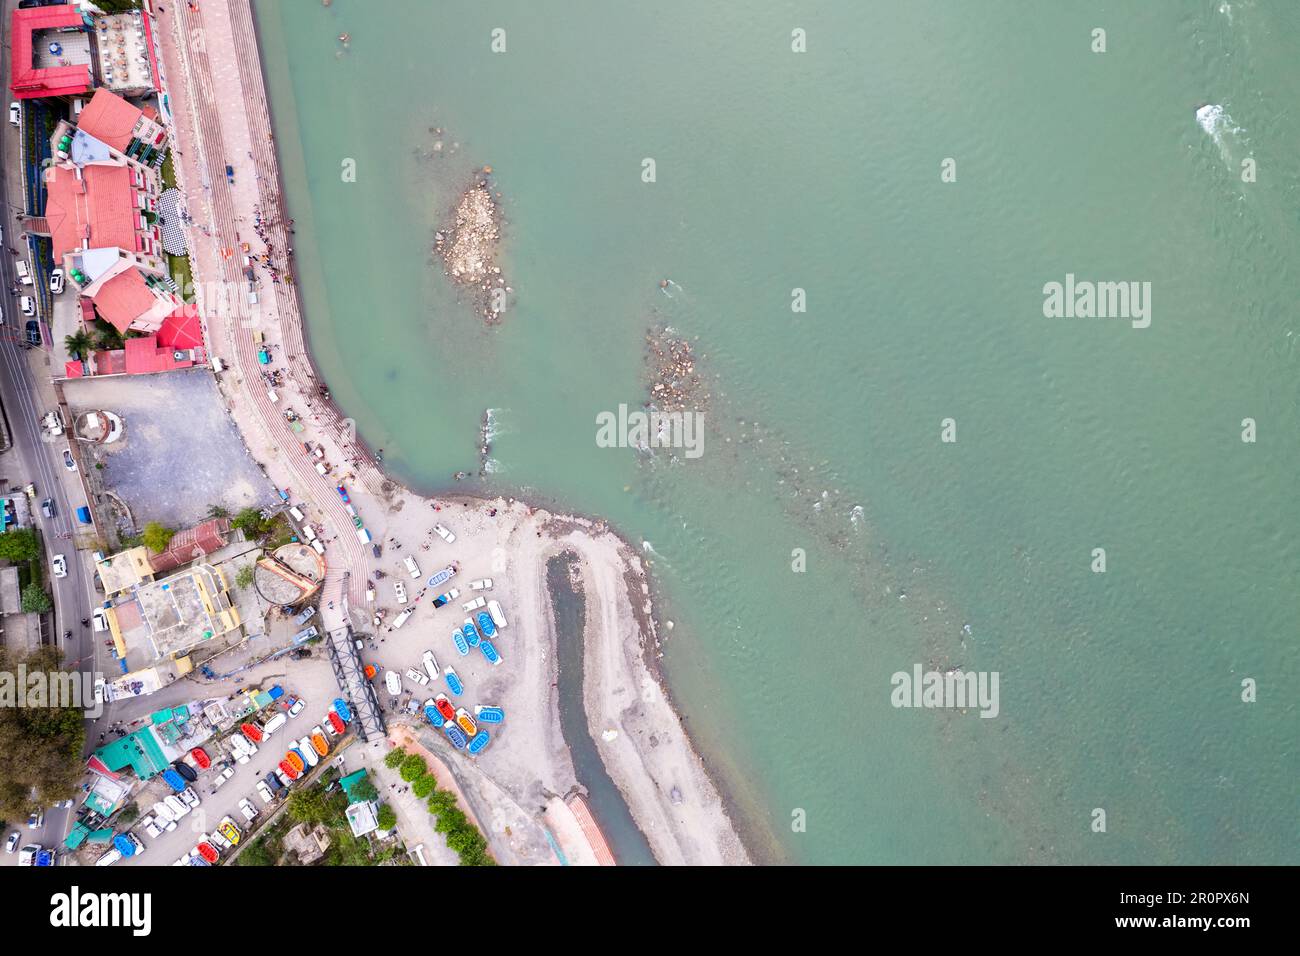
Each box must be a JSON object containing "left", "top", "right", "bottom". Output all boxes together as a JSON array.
[{"left": 258, "top": 0, "right": 1299, "bottom": 863}]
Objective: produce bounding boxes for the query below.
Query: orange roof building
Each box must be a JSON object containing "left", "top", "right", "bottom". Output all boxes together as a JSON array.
[
  {"left": 9, "top": 6, "right": 94, "bottom": 101},
  {"left": 75, "top": 88, "right": 168, "bottom": 165}
]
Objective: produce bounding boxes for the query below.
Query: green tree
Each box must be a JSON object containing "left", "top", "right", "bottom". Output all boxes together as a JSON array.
[
  {"left": 350, "top": 777, "right": 379, "bottom": 802},
  {"left": 64, "top": 328, "right": 94, "bottom": 361},
  {"left": 427, "top": 789, "right": 457, "bottom": 815},
  {"left": 446, "top": 828, "right": 481, "bottom": 856},
  {"left": 287, "top": 787, "right": 335, "bottom": 826},
  {"left": 399, "top": 754, "right": 426, "bottom": 782},
  {"left": 234, "top": 565, "right": 255, "bottom": 590},
  {"left": 376, "top": 804, "right": 397, "bottom": 831},
  {"left": 231, "top": 506, "right": 271, "bottom": 539},
  {"left": 433, "top": 807, "right": 466, "bottom": 834},
  {"left": 0, "top": 528, "right": 40, "bottom": 563},
  {"left": 0, "top": 648, "right": 87, "bottom": 820},
  {"left": 412, "top": 775, "right": 435, "bottom": 799},
  {"left": 20, "top": 584, "right": 51, "bottom": 614},
  {"left": 91, "top": 318, "right": 124, "bottom": 352},
  {"left": 383, "top": 747, "right": 407, "bottom": 770},
  {"left": 141, "top": 522, "right": 176, "bottom": 553}
]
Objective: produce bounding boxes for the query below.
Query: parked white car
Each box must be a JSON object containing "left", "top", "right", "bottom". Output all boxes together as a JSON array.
[
  {"left": 434, "top": 524, "right": 456, "bottom": 544},
  {"left": 468, "top": 578, "right": 493, "bottom": 591},
  {"left": 51, "top": 554, "right": 67, "bottom": 578},
  {"left": 461, "top": 596, "right": 487, "bottom": 612},
  {"left": 49, "top": 269, "right": 64, "bottom": 294},
  {"left": 92, "top": 608, "right": 109, "bottom": 632},
  {"left": 19, "top": 295, "right": 35, "bottom": 316},
  {"left": 255, "top": 781, "right": 274, "bottom": 805},
  {"left": 237, "top": 798, "right": 258, "bottom": 823},
  {"left": 211, "top": 766, "right": 236, "bottom": 790},
  {"left": 394, "top": 581, "right": 407, "bottom": 604},
  {"left": 8, "top": 102, "right": 20, "bottom": 126}
]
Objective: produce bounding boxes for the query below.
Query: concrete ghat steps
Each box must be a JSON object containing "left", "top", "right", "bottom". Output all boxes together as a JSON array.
[{"left": 169, "top": 0, "right": 366, "bottom": 613}]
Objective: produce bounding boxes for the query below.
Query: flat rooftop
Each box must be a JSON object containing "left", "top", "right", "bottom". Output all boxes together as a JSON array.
[{"left": 135, "top": 565, "right": 230, "bottom": 657}]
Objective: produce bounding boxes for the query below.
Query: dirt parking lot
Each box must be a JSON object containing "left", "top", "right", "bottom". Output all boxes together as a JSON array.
[{"left": 64, "top": 370, "right": 275, "bottom": 530}]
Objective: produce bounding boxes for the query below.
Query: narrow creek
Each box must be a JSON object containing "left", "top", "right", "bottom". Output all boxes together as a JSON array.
[{"left": 548, "top": 552, "right": 657, "bottom": 866}]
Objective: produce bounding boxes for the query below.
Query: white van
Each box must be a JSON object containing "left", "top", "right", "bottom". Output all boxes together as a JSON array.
[
  {"left": 391, "top": 607, "right": 414, "bottom": 630},
  {"left": 299, "top": 523, "right": 316, "bottom": 542},
  {"left": 15, "top": 259, "right": 31, "bottom": 285},
  {"left": 487, "top": 600, "right": 509, "bottom": 629},
  {"left": 403, "top": 555, "right": 421, "bottom": 579},
  {"left": 288, "top": 506, "right": 305, "bottom": 522}
]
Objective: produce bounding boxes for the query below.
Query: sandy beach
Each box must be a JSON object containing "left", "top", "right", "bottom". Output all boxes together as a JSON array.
[{"left": 160, "top": 0, "right": 748, "bottom": 866}]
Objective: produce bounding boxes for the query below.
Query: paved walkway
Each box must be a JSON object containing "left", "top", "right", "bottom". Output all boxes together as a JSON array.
[{"left": 157, "top": 0, "right": 387, "bottom": 631}]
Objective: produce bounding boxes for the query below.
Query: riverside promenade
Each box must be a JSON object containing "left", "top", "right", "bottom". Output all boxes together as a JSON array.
[{"left": 156, "top": 0, "right": 387, "bottom": 629}]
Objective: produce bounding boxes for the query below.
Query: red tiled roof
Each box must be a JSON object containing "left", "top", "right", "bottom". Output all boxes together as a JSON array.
[
  {"left": 76, "top": 89, "right": 143, "bottom": 153},
  {"left": 157, "top": 304, "right": 204, "bottom": 350},
  {"left": 45, "top": 164, "right": 141, "bottom": 263},
  {"left": 64, "top": 359, "right": 86, "bottom": 379},
  {"left": 92, "top": 348, "right": 127, "bottom": 376},
  {"left": 123, "top": 334, "right": 195, "bottom": 375},
  {"left": 93, "top": 268, "right": 157, "bottom": 334},
  {"left": 141, "top": 14, "right": 161, "bottom": 96},
  {"left": 148, "top": 518, "right": 231, "bottom": 574},
  {"left": 9, "top": 7, "right": 92, "bottom": 100}
]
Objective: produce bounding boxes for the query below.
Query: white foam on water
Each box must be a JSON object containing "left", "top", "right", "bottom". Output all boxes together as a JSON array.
[
  {"left": 1195, "top": 104, "right": 1246, "bottom": 167},
  {"left": 1196, "top": 103, "right": 1228, "bottom": 139},
  {"left": 483, "top": 407, "right": 510, "bottom": 442}
]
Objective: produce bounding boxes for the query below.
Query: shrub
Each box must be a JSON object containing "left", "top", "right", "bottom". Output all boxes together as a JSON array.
[
  {"left": 20, "top": 584, "right": 51, "bottom": 614},
  {"left": 412, "top": 775, "right": 435, "bottom": 799},
  {"left": 0, "top": 528, "right": 40, "bottom": 563},
  {"left": 433, "top": 807, "right": 466, "bottom": 834},
  {"left": 141, "top": 522, "right": 176, "bottom": 553},
  {"left": 426, "top": 789, "right": 456, "bottom": 814},
  {"left": 398, "top": 754, "right": 426, "bottom": 782},
  {"left": 377, "top": 804, "right": 397, "bottom": 831},
  {"left": 383, "top": 747, "right": 407, "bottom": 770}
]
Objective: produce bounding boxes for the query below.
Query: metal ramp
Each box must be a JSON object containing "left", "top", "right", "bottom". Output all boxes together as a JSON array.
[{"left": 324, "top": 625, "right": 385, "bottom": 742}]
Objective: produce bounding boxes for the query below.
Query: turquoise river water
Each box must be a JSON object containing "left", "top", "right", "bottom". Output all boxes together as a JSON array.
[{"left": 256, "top": 0, "right": 1298, "bottom": 864}]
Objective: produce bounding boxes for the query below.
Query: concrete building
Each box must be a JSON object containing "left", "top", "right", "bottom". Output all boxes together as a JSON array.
[
  {"left": 101, "top": 562, "right": 242, "bottom": 699},
  {"left": 8, "top": 4, "right": 96, "bottom": 101},
  {"left": 95, "top": 518, "right": 233, "bottom": 595},
  {"left": 74, "top": 87, "right": 168, "bottom": 169}
]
